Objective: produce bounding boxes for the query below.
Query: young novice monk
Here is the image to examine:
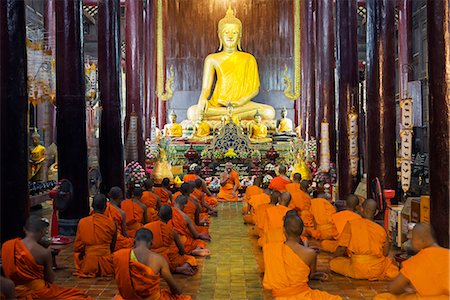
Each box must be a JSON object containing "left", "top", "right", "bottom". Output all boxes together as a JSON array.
[
  {"left": 105, "top": 186, "right": 133, "bottom": 250},
  {"left": 154, "top": 178, "right": 173, "bottom": 206},
  {"left": 268, "top": 165, "right": 291, "bottom": 192}
]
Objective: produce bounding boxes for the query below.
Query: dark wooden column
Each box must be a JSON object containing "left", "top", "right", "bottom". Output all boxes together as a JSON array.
[
  {"left": 157, "top": 0, "right": 168, "bottom": 130},
  {"left": 56, "top": 0, "right": 89, "bottom": 235},
  {"left": 427, "top": 0, "right": 449, "bottom": 248},
  {"left": 366, "top": 0, "right": 396, "bottom": 198},
  {"left": 398, "top": 0, "right": 412, "bottom": 98},
  {"left": 0, "top": 0, "right": 29, "bottom": 243},
  {"left": 336, "top": 0, "right": 358, "bottom": 198},
  {"left": 316, "top": 0, "right": 336, "bottom": 163},
  {"left": 144, "top": 0, "right": 157, "bottom": 137},
  {"left": 98, "top": 0, "right": 124, "bottom": 194},
  {"left": 125, "top": 0, "right": 144, "bottom": 163},
  {"left": 301, "top": 0, "right": 315, "bottom": 140}
]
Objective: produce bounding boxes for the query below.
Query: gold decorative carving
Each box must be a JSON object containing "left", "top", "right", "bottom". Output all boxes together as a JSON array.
[
  {"left": 156, "top": 0, "right": 174, "bottom": 101},
  {"left": 283, "top": 0, "right": 301, "bottom": 100}
]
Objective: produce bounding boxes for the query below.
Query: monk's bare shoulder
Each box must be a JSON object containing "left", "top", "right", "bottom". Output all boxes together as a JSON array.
[{"left": 288, "top": 242, "right": 316, "bottom": 266}]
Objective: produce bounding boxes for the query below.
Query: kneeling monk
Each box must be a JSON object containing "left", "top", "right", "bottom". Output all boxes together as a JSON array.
[
  {"left": 113, "top": 228, "right": 191, "bottom": 300},
  {"left": 374, "top": 223, "right": 449, "bottom": 300},
  {"left": 1, "top": 216, "right": 92, "bottom": 299},
  {"left": 74, "top": 194, "right": 116, "bottom": 278},
  {"left": 105, "top": 186, "right": 133, "bottom": 250},
  {"left": 263, "top": 210, "right": 342, "bottom": 299},
  {"left": 330, "top": 199, "right": 399, "bottom": 281}
]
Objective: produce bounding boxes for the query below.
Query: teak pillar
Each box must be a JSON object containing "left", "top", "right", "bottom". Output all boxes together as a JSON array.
[
  {"left": 398, "top": 0, "right": 412, "bottom": 99},
  {"left": 56, "top": 0, "right": 89, "bottom": 235},
  {"left": 336, "top": 0, "right": 358, "bottom": 198},
  {"left": 427, "top": 0, "right": 449, "bottom": 248},
  {"left": 366, "top": 0, "right": 396, "bottom": 198},
  {"left": 98, "top": 0, "right": 124, "bottom": 194},
  {"left": 0, "top": 0, "right": 29, "bottom": 243},
  {"left": 144, "top": 0, "right": 157, "bottom": 137},
  {"left": 316, "top": 0, "right": 336, "bottom": 163}
]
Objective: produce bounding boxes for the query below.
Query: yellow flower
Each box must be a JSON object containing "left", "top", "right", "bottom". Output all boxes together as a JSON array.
[{"left": 224, "top": 148, "right": 237, "bottom": 158}]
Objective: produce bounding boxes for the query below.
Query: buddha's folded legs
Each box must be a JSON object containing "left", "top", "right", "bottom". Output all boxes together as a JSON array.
[{"left": 187, "top": 102, "right": 275, "bottom": 121}]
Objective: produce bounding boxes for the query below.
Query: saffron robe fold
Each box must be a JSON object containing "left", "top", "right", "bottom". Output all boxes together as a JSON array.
[
  {"left": 244, "top": 193, "right": 271, "bottom": 225},
  {"left": 242, "top": 185, "right": 263, "bottom": 215},
  {"left": 1, "top": 238, "right": 92, "bottom": 299},
  {"left": 310, "top": 198, "right": 338, "bottom": 240},
  {"left": 321, "top": 210, "right": 361, "bottom": 253},
  {"left": 144, "top": 221, "right": 197, "bottom": 272},
  {"left": 374, "top": 247, "right": 449, "bottom": 300},
  {"left": 217, "top": 170, "right": 240, "bottom": 202},
  {"left": 182, "top": 198, "right": 209, "bottom": 235},
  {"left": 141, "top": 191, "right": 160, "bottom": 222},
  {"left": 183, "top": 174, "right": 196, "bottom": 183},
  {"left": 121, "top": 199, "right": 145, "bottom": 237},
  {"left": 171, "top": 208, "right": 206, "bottom": 254},
  {"left": 268, "top": 176, "right": 291, "bottom": 192},
  {"left": 329, "top": 218, "right": 399, "bottom": 280},
  {"left": 254, "top": 203, "right": 271, "bottom": 238},
  {"left": 263, "top": 242, "right": 342, "bottom": 300},
  {"left": 74, "top": 213, "right": 115, "bottom": 277},
  {"left": 192, "top": 187, "right": 218, "bottom": 208},
  {"left": 262, "top": 205, "right": 290, "bottom": 245},
  {"left": 104, "top": 203, "right": 133, "bottom": 250},
  {"left": 113, "top": 249, "right": 191, "bottom": 300},
  {"left": 288, "top": 190, "right": 315, "bottom": 234},
  {"left": 285, "top": 183, "right": 301, "bottom": 194},
  {"left": 154, "top": 187, "right": 171, "bottom": 205}
]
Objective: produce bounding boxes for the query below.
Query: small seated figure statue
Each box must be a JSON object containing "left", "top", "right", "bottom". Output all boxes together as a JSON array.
[
  {"left": 163, "top": 110, "right": 183, "bottom": 138},
  {"left": 190, "top": 111, "right": 213, "bottom": 142},
  {"left": 29, "top": 129, "right": 46, "bottom": 181},
  {"left": 249, "top": 110, "right": 272, "bottom": 143},
  {"left": 274, "top": 107, "right": 296, "bottom": 141}
]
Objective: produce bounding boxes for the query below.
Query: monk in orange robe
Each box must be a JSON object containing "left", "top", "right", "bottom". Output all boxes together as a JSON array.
[
  {"left": 178, "top": 183, "right": 210, "bottom": 235},
  {"left": 105, "top": 186, "right": 134, "bottom": 250},
  {"left": 217, "top": 162, "right": 241, "bottom": 201},
  {"left": 321, "top": 194, "right": 361, "bottom": 253},
  {"left": 330, "top": 199, "right": 399, "bottom": 281},
  {"left": 113, "top": 228, "right": 191, "bottom": 300},
  {"left": 1, "top": 216, "right": 92, "bottom": 299},
  {"left": 172, "top": 195, "right": 211, "bottom": 256},
  {"left": 242, "top": 176, "right": 263, "bottom": 215},
  {"left": 192, "top": 165, "right": 218, "bottom": 207},
  {"left": 285, "top": 172, "right": 302, "bottom": 194},
  {"left": 154, "top": 178, "right": 173, "bottom": 205},
  {"left": 74, "top": 194, "right": 116, "bottom": 278},
  {"left": 192, "top": 179, "right": 218, "bottom": 215},
  {"left": 144, "top": 205, "right": 198, "bottom": 276},
  {"left": 243, "top": 184, "right": 271, "bottom": 225},
  {"left": 268, "top": 165, "right": 291, "bottom": 192},
  {"left": 255, "top": 191, "right": 281, "bottom": 241},
  {"left": 261, "top": 192, "right": 291, "bottom": 246},
  {"left": 121, "top": 186, "right": 148, "bottom": 237},
  {"left": 263, "top": 210, "right": 342, "bottom": 299},
  {"left": 142, "top": 179, "right": 162, "bottom": 222},
  {"left": 309, "top": 194, "right": 338, "bottom": 240},
  {"left": 374, "top": 223, "right": 449, "bottom": 299}
]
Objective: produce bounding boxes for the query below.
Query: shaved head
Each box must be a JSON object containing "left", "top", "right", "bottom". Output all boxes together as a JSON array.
[
  {"left": 300, "top": 180, "right": 309, "bottom": 192},
  {"left": 293, "top": 173, "right": 302, "bottom": 182},
  {"left": 25, "top": 215, "right": 49, "bottom": 234},
  {"left": 175, "top": 195, "right": 188, "bottom": 209},
  {"left": 361, "top": 199, "right": 377, "bottom": 219},
  {"left": 317, "top": 193, "right": 330, "bottom": 200},
  {"left": 283, "top": 210, "right": 304, "bottom": 237},
  {"left": 412, "top": 223, "right": 438, "bottom": 251},
  {"left": 108, "top": 186, "right": 123, "bottom": 201},
  {"left": 278, "top": 165, "right": 287, "bottom": 175},
  {"left": 159, "top": 205, "right": 173, "bottom": 222},
  {"left": 180, "top": 183, "right": 192, "bottom": 195},
  {"left": 280, "top": 192, "right": 291, "bottom": 207},
  {"left": 270, "top": 190, "right": 281, "bottom": 204},
  {"left": 253, "top": 176, "right": 262, "bottom": 187},
  {"left": 93, "top": 194, "right": 107, "bottom": 212},
  {"left": 346, "top": 194, "right": 360, "bottom": 211}
]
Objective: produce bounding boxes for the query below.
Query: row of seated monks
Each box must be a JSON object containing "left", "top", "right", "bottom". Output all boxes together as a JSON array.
[
  {"left": 0, "top": 172, "right": 220, "bottom": 299},
  {"left": 242, "top": 165, "right": 449, "bottom": 299}
]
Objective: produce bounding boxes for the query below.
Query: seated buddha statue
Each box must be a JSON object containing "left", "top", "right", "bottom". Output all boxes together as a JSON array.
[
  {"left": 29, "top": 130, "right": 46, "bottom": 181},
  {"left": 187, "top": 6, "right": 275, "bottom": 121},
  {"left": 163, "top": 110, "right": 183, "bottom": 138},
  {"left": 190, "top": 111, "right": 213, "bottom": 142},
  {"left": 274, "top": 107, "right": 296, "bottom": 141},
  {"left": 248, "top": 110, "right": 272, "bottom": 143}
]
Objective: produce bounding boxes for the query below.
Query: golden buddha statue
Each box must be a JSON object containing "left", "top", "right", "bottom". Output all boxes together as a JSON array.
[
  {"left": 163, "top": 110, "right": 183, "bottom": 138},
  {"left": 190, "top": 111, "right": 213, "bottom": 141},
  {"left": 274, "top": 107, "right": 296, "bottom": 141},
  {"left": 29, "top": 130, "right": 46, "bottom": 181},
  {"left": 187, "top": 6, "right": 275, "bottom": 121},
  {"left": 249, "top": 110, "right": 272, "bottom": 143}
]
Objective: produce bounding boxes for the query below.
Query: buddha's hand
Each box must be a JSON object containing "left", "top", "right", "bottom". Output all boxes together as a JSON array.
[{"left": 198, "top": 98, "right": 208, "bottom": 112}]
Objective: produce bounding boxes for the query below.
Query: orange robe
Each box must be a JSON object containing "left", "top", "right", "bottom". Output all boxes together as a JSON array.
[
  {"left": 217, "top": 170, "right": 240, "bottom": 202},
  {"left": 104, "top": 203, "right": 133, "bottom": 250},
  {"left": 243, "top": 193, "right": 271, "bottom": 225},
  {"left": 192, "top": 187, "right": 218, "bottom": 208},
  {"left": 171, "top": 208, "right": 206, "bottom": 254},
  {"left": 113, "top": 248, "right": 191, "bottom": 300},
  {"left": 242, "top": 185, "right": 263, "bottom": 215},
  {"left": 329, "top": 218, "right": 399, "bottom": 280},
  {"left": 183, "top": 174, "right": 197, "bottom": 183},
  {"left": 374, "top": 247, "right": 449, "bottom": 300},
  {"left": 261, "top": 205, "right": 290, "bottom": 245},
  {"left": 121, "top": 199, "right": 145, "bottom": 237},
  {"left": 263, "top": 242, "right": 342, "bottom": 299},
  {"left": 183, "top": 198, "right": 209, "bottom": 235},
  {"left": 141, "top": 191, "right": 160, "bottom": 222},
  {"left": 254, "top": 203, "right": 272, "bottom": 237},
  {"left": 285, "top": 182, "right": 301, "bottom": 194},
  {"left": 268, "top": 176, "right": 291, "bottom": 192},
  {"left": 1, "top": 238, "right": 92, "bottom": 300},
  {"left": 154, "top": 187, "right": 171, "bottom": 205},
  {"left": 144, "top": 221, "right": 197, "bottom": 272},
  {"left": 321, "top": 210, "right": 361, "bottom": 253},
  {"left": 310, "top": 198, "right": 338, "bottom": 240},
  {"left": 73, "top": 213, "right": 115, "bottom": 278}
]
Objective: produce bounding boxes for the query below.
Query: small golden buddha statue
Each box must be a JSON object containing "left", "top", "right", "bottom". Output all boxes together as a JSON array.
[
  {"left": 249, "top": 110, "right": 272, "bottom": 143},
  {"left": 29, "top": 130, "right": 46, "bottom": 181},
  {"left": 274, "top": 107, "right": 296, "bottom": 141},
  {"left": 190, "top": 111, "right": 213, "bottom": 141},
  {"left": 187, "top": 6, "right": 275, "bottom": 121},
  {"left": 163, "top": 110, "right": 183, "bottom": 138}
]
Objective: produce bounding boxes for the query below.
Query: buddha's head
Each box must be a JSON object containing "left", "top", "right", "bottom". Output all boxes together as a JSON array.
[
  {"left": 254, "top": 110, "right": 262, "bottom": 124},
  {"left": 31, "top": 129, "right": 41, "bottom": 146},
  {"left": 281, "top": 107, "right": 287, "bottom": 118},
  {"left": 218, "top": 6, "right": 242, "bottom": 51},
  {"left": 169, "top": 110, "right": 177, "bottom": 124}
]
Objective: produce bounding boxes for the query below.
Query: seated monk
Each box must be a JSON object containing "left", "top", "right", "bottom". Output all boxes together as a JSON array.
[
  {"left": 288, "top": 180, "right": 317, "bottom": 238},
  {"left": 113, "top": 228, "right": 191, "bottom": 300},
  {"left": 142, "top": 180, "right": 162, "bottom": 222},
  {"left": 172, "top": 195, "right": 211, "bottom": 256},
  {"left": 178, "top": 183, "right": 210, "bottom": 235},
  {"left": 243, "top": 179, "right": 271, "bottom": 225},
  {"left": 74, "top": 194, "right": 116, "bottom": 278},
  {"left": 285, "top": 172, "right": 302, "bottom": 194},
  {"left": 217, "top": 162, "right": 241, "bottom": 201},
  {"left": 374, "top": 223, "right": 449, "bottom": 300},
  {"left": 121, "top": 186, "right": 148, "bottom": 238},
  {"left": 0, "top": 276, "right": 15, "bottom": 299},
  {"left": 330, "top": 199, "right": 399, "bottom": 281},
  {"left": 263, "top": 210, "right": 342, "bottom": 300},
  {"left": 154, "top": 178, "right": 173, "bottom": 206},
  {"left": 309, "top": 193, "right": 338, "bottom": 240},
  {"left": 242, "top": 176, "right": 263, "bottom": 215},
  {"left": 105, "top": 186, "right": 134, "bottom": 250},
  {"left": 144, "top": 206, "right": 198, "bottom": 276},
  {"left": 321, "top": 194, "right": 361, "bottom": 253},
  {"left": 1, "top": 216, "right": 92, "bottom": 299},
  {"left": 191, "top": 165, "right": 218, "bottom": 208},
  {"left": 268, "top": 165, "right": 291, "bottom": 192},
  {"left": 192, "top": 179, "right": 218, "bottom": 216},
  {"left": 254, "top": 191, "right": 281, "bottom": 240},
  {"left": 261, "top": 192, "right": 292, "bottom": 246}
]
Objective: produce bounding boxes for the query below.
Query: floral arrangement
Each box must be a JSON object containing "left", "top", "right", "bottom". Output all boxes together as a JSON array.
[
  {"left": 312, "top": 162, "right": 337, "bottom": 186},
  {"left": 213, "top": 150, "right": 224, "bottom": 160},
  {"left": 239, "top": 151, "right": 249, "bottom": 160},
  {"left": 145, "top": 138, "right": 160, "bottom": 162},
  {"left": 125, "top": 161, "right": 147, "bottom": 186},
  {"left": 224, "top": 148, "right": 238, "bottom": 158},
  {"left": 208, "top": 177, "right": 220, "bottom": 191},
  {"left": 201, "top": 149, "right": 212, "bottom": 159},
  {"left": 262, "top": 174, "right": 273, "bottom": 185},
  {"left": 240, "top": 175, "right": 256, "bottom": 187}
]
